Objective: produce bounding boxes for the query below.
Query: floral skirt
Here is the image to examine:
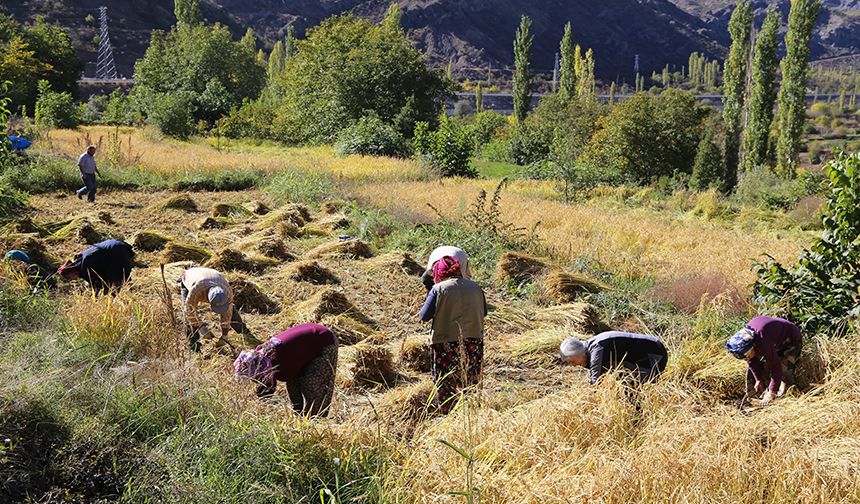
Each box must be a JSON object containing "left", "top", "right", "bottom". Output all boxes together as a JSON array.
[{"left": 430, "top": 338, "right": 484, "bottom": 414}]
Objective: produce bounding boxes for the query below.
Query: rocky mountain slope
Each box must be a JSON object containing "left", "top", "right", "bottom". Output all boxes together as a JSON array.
[{"left": 2, "top": 0, "right": 857, "bottom": 81}]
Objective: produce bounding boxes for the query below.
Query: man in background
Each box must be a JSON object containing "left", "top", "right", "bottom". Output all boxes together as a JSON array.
[{"left": 76, "top": 145, "right": 100, "bottom": 203}]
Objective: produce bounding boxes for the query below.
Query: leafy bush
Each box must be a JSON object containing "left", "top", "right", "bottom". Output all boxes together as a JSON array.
[
  {"left": 468, "top": 110, "right": 507, "bottom": 149},
  {"left": 335, "top": 115, "right": 411, "bottom": 158},
  {"left": 733, "top": 165, "right": 821, "bottom": 210},
  {"left": 101, "top": 90, "right": 141, "bottom": 126},
  {"left": 689, "top": 129, "right": 724, "bottom": 191},
  {"left": 753, "top": 152, "right": 860, "bottom": 335},
  {"left": 583, "top": 90, "right": 708, "bottom": 184},
  {"left": 413, "top": 117, "right": 476, "bottom": 178},
  {"left": 222, "top": 98, "right": 277, "bottom": 139},
  {"left": 148, "top": 92, "right": 195, "bottom": 139},
  {"left": 34, "top": 80, "right": 80, "bottom": 129}
]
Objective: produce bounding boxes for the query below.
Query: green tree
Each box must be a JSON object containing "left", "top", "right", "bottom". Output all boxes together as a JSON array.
[
  {"left": 174, "top": 0, "right": 201, "bottom": 27},
  {"left": 583, "top": 89, "right": 708, "bottom": 184},
  {"left": 414, "top": 116, "right": 477, "bottom": 178},
  {"left": 134, "top": 23, "right": 266, "bottom": 127},
  {"left": 382, "top": 3, "right": 404, "bottom": 34},
  {"left": 690, "top": 127, "right": 724, "bottom": 190},
  {"left": 577, "top": 48, "right": 596, "bottom": 102},
  {"left": 268, "top": 40, "right": 285, "bottom": 80},
  {"left": 475, "top": 82, "right": 483, "bottom": 113},
  {"left": 776, "top": 0, "right": 822, "bottom": 176},
  {"left": 722, "top": 0, "right": 753, "bottom": 193},
  {"left": 34, "top": 79, "right": 80, "bottom": 128},
  {"left": 272, "top": 14, "right": 451, "bottom": 142},
  {"left": 558, "top": 21, "right": 577, "bottom": 102},
  {"left": 742, "top": 6, "right": 781, "bottom": 172},
  {"left": 512, "top": 15, "right": 533, "bottom": 123},
  {"left": 0, "top": 37, "right": 49, "bottom": 109},
  {"left": 284, "top": 25, "right": 297, "bottom": 59},
  {"left": 240, "top": 28, "right": 256, "bottom": 55}
]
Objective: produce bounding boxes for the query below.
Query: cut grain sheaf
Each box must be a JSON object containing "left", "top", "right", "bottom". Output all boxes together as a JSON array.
[
  {"left": 350, "top": 341, "right": 397, "bottom": 388},
  {"left": 206, "top": 248, "right": 279, "bottom": 273},
  {"left": 211, "top": 203, "right": 253, "bottom": 218},
  {"left": 133, "top": 230, "right": 173, "bottom": 252},
  {"left": 284, "top": 260, "right": 339, "bottom": 285},
  {"left": 290, "top": 288, "right": 376, "bottom": 328},
  {"left": 537, "top": 270, "right": 610, "bottom": 304},
  {"left": 228, "top": 275, "right": 279, "bottom": 314},
  {"left": 496, "top": 252, "right": 551, "bottom": 283},
  {"left": 367, "top": 251, "right": 425, "bottom": 276},
  {"left": 153, "top": 193, "right": 198, "bottom": 212},
  {"left": 305, "top": 239, "right": 374, "bottom": 260},
  {"left": 162, "top": 242, "right": 213, "bottom": 263},
  {"left": 399, "top": 335, "right": 432, "bottom": 372}
]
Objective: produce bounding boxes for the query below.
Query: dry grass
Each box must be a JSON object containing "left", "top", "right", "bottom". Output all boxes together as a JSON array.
[
  {"left": 399, "top": 335, "right": 432, "bottom": 372},
  {"left": 305, "top": 240, "right": 375, "bottom": 260},
  {"left": 132, "top": 230, "right": 173, "bottom": 252},
  {"left": 356, "top": 179, "right": 804, "bottom": 289},
  {"left": 367, "top": 251, "right": 426, "bottom": 277}
]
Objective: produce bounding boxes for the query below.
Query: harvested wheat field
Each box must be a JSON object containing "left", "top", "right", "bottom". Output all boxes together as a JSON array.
[{"left": 2, "top": 141, "right": 857, "bottom": 503}]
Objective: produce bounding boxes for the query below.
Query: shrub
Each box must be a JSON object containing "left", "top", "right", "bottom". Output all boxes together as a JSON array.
[
  {"left": 689, "top": 128, "right": 724, "bottom": 191},
  {"left": 34, "top": 80, "right": 80, "bottom": 129},
  {"left": 149, "top": 92, "right": 194, "bottom": 139},
  {"left": 222, "top": 98, "right": 276, "bottom": 139},
  {"left": 733, "top": 165, "right": 819, "bottom": 210},
  {"left": 413, "top": 117, "right": 476, "bottom": 178},
  {"left": 753, "top": 152, "right": 860, "bottom": 335},
  {"left": 468, "top": 110, "right": 507, "bottom": 148},
  {"left": 101, "top": 90, "right": 140, "bottom": 126},
  {"left": 335, "top": 115, "right": 411, "bottom": 158}
]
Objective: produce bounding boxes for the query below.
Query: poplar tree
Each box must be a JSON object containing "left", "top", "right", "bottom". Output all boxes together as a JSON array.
[
  {"left": 267, "top": 40, "right": 285, "bottom": 80},
  {"left": 513, "top": 15, "right": 533, "bottom": 123},
  {"left": 742, "top": 6, "right": 781, "bottom": 171},
  {"left": 240, "top": 28, "right": 256, "bottom": 55},
  {"left": 475, "top": 82, "right": 483, "bottom": 112},
  {"left": 577, "top": 48, "right": 595, "bottom": 102},
  {"left": 284, "top": 25, "right": 297, "bottom": 59},
  {"left": 776, "top": 0, "right": 821, "bottom": 176},
  {"left": 174, "top": 0, "right": 201, "bottom": 27},
  {"left": 558, "top": 21, "right": 577, "bottom": 102},
  {"left": 609, "top": 81, "right": 616, "bottom": 105},
  {"left": 382, "top": 3, "right": 404, "bottom": 33},
  {"left": 721, "top": 0, "right": 753, "bottom": 192}
]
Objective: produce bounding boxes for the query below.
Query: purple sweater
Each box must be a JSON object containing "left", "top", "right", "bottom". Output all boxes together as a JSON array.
[
  {"left": 269, "top": 323, "right": 336, "bottom": 382},
  {"left": 746, "top": 316, "right": 803, "bottom": 393}
]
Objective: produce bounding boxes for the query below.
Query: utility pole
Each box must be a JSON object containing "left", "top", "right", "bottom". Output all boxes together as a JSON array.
[{"left": 96, "top": 6, "right": 118, "bottom": 79}]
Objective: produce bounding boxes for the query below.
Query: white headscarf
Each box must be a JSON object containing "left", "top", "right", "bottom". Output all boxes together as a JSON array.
[{"left": 427, "top": 246, "right": 471, "bottom": 279}]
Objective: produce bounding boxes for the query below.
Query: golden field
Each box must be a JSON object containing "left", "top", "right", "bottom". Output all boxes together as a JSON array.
[{"left": 3, "top": 130, "right": 857, "bottom": 503}]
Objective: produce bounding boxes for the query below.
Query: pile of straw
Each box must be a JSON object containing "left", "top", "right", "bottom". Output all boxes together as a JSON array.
[
  {"left": 228, "top": 275, "right": 279, "bottom": 314},
  {"left": 399, "top": 336, "right": 432, "bottom": 372},
  {"left": 257, "top": 205, "right": 307, "bottom": 230},
  {"left": 375, "top": 380, "right": 438, "bottom": 434},
  {"left": 321, "top": 314, "right": 378, "bottom": 345},
  {"left": 350, "top": 341, "right": 397, "bottom": 388},
  {"left": 532, "top": 303, "right": 606, "bottom": 334},
  {"left": 305, "top": 239, "right": 374, "bottom": 260},
  {"left": 162, "top": 242, "right": 213, "bottom": 263},
  {"left": 153, "top": 193, "right": 198, "bottom": 212},
  {"left": 253, "top": 236, "right": 296, "bottom": 262},
  {"left": 133, "top": 230, "right": 173, "bottom": 252},
  {"left": 198, "top": 216, "right": 232, "bottom": 230},
  {"left": 246, "top": 200, "right": 271, "bottom": 215},
  {"left": 315, "top": 214, "right": 350, "bottom": 230},
  {"left": 321, "top": 200, "right": 347, "bottom": 214},
  {"left": 284, "top": 260, "right": 339, "bottom": 285},
  {"left": 211, "top": 203, "right": 253, "bottom": 218},
  {"left": 496, "top": 252, "right": 550, "bottom": 283},
  {"left": 206, "top": 248, "right": 278, "bottom": 273},
  {"left": 290, "top": 288, "right": 375, "bottom": 327},
  {"left": 10, "top": 236, "right": 59, "bottom": 271},
  {"left": 507, "top": 326, "right": 578, "bottom": 365},
  {"left": 48, "top": 216, "right": 105, "bottom": 244},
  {"left": 537, "top": 270, "right": 610, "bottom": 304},
  {"left": 368, "top": 251, "right": 426, "bottom": 276}
]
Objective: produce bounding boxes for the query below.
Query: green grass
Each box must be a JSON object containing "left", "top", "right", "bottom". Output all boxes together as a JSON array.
[{"left": 470, "top": 158, "right": 520, "bottom": 179}]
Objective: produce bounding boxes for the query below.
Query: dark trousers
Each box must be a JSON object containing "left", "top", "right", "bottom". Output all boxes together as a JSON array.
[
  {"left": 77, "top": 173, "right": 96, "bottom": 202},
  {"left": 179, "top": 282, "right": 257, "bottom": 351}
]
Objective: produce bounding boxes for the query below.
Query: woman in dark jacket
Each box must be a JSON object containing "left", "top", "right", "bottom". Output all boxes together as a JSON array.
[
  {"left": 234, "top": 323, "right": 339, "bottom": 417},
  {"left": 57, "top": 239, "right": 135, "bottom": 294}
]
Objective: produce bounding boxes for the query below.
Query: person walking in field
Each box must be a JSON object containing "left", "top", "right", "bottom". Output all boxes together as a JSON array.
[
  {"left": 57, "top": 239, "right": 135, "bottom": 294},
  {"left": 726, "top": 316, "right": 803, "bottom": 405},
  {"left": 178, "top": 266, "right": 260, "bottom": 351},
  {"left": 560, "top": 331, "right": 668, "bottom": 384},
  {"left": 419, "top": 255, "right": 487, "bottom": 414},
  {"left": 234, "top": 323, "right": 338, "bottom": 417},
  {"left": 422, "top": 245, "right": 472, "bottom": 291},
  {"left": 76, "top": 145, "right": 101, "bottom": 203}
]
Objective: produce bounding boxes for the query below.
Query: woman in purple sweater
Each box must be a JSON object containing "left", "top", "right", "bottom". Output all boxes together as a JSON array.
[
  {"left": 234, "top": 323, "right": 338, "bottom": 417},
  {"left": 726, "top": 316, "right": 803, "bottom": 405}
]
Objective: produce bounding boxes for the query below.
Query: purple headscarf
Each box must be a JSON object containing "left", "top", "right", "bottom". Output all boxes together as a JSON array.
[{"left": 233, "top": 349, "right": 273, "bottom": 382}]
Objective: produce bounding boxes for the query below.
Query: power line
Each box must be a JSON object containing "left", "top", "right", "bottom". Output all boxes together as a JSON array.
[{"left": 96, "top": 6, "right": 118, "bottom": 80}]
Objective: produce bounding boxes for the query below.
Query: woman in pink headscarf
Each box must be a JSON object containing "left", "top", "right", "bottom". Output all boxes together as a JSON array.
[
  {"left": 234, "top": 323, "right": 338, "bottom": 417},
  {"left": 418, "top": 256, "right": 487, "bottom": 413}
]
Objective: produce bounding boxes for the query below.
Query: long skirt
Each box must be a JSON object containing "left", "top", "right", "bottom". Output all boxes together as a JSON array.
[
  {"left": 280, "top": 343, "right": 339, "bottom": 418},
  {"left": 430, "top": 338, "right": 484, "bottom": 414}
]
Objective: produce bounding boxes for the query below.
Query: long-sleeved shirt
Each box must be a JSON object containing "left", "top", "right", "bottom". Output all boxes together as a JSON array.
[
  {"left": 268, "top": 323, "right": 337, "bottom": 382},
  {"left": 586, "top": 331, "right": 668, "bottom": 384},
  {"left": 79, "top": 239, "right": 135, "bottom": 293},
  {"left": 419, "top": 276, "right": 487, "bottom": 344},
  {"left": 77, "top": 152, "right": 97, "bottom": 174},
  {"left": 746, "top": 316, "right": 803, "bottom": 394},
  {"left": 179, "top": 267, "right": 233, "bottom": 334}
]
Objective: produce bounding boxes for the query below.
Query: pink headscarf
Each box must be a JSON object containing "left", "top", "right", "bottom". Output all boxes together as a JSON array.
[
  {"left": 432, "top": 255, "right": 462, "bottom": 284},
  {"left": 233, "top": 349, "right": 273, "bottom": 382}
]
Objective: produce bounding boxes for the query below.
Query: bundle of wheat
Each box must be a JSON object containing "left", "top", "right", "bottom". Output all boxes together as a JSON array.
[
  {"left": 207, "top": 248, "right": 278, "bottom": 273},
  {"left": 253, "top": 236, "right": 296, "bottom": 262},
  {"left": 10, "top": 236, "right": 59, "bottom": 271},
  {"left": 228, "top": 275, "right": 279, "bottom": 314},
  {"left": 321, "top": 314, "right": 378, "bottom": 345},
  {"left": 321, "top": 200, "right": 347, "bottom": 214},
  {"left": 1, "top": 217, "right": 47, "bottom": 236},
  {"left": 399, "top": 335, "right": 432, "bottom": 372},
  {"left": 257, "top": 205, "right": 307, "bottom": 231},
  {"left": 315, "top": 214, "right": 350, "bottom": 230},
  {"left": 96, "top": 211, "right": 115, "bottom": 225},
  {"left": 496, "top": 252, "right": 550, "bottom": 283},
  {"left": 284, "top": 260, "right": 339, "bottom": 285},
  {"left": 133, "top": 230, "right": 173, "bottom": 252},
  {"left": 506, "top": 326, "right": 581, "bottom": 366},
  {"left": 198, "top": 216, "right": 232, "bottom": 230},
  {"left": 211, "top": 203, "right": 253, "bottom": 219},
  {"left": 368, "top": 251, "right": 425, "bottom": 276},
  {"left": 246, "top": 200, "right": 271, "bottom": 215},
  {"left": 533, "top": 303, "right": 606, "bottom": 334},
  {"left": 48, "top": 217, "right": 105, "bottom": 244},
  {"left": 375, "top": 380, "right": 438, "bottom": 434},
  {"left": 152, "top": 193, "right": 198, "bottom": 212},
  {"left": 305, "top": 239, "right": 374, "bottom": 260},
  {"left": 350, "top": 341, "right": 397, "bottom": 388},
  {"left": 162, "top": 242, "right": 213, "bottom": 263},
  {"left": 538, "top": 270, "right": 609, "bottom": 304},
  {"left": 290, "top": 288, "right": 375, "bottom": 327}
]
